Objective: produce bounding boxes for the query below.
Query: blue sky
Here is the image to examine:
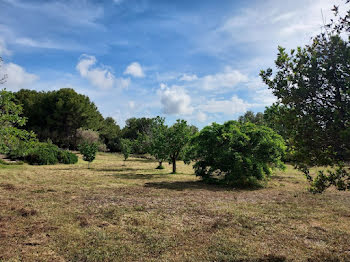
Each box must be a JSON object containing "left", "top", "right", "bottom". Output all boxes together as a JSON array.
[{"left": 0, "top": 0, "right": 343, "bottom": 127}]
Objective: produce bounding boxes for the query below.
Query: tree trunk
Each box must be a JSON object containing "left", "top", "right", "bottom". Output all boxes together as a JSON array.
[{"left": 172, "top": 158, "right": 176, "bottom": 174}]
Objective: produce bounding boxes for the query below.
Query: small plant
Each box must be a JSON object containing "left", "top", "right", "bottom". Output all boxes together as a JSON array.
[
  {"left": 120, "top": 139, "right": 132, "bottom": 165},
  {"left": 57, "top": 150, "right": 78, "bottom": 164},
  {"left": 79, "top": 142, "right": 98, "bottom": 169}
]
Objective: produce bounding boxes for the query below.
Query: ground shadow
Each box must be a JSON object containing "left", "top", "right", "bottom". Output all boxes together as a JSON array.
[
  {"left": 129, "top": 158, "right": 157, "bottom": 163},
  {"left": 94, "top": 167, "right": 136, "bottom": 172},
  {"left": 105, "top": 173, "right": 169, "bottom": 180},
  {"left": 144, "top": 180, "right": 240, "bottom": 192}
]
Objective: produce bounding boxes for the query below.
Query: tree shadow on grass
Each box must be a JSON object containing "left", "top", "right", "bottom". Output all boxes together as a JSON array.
[
  {"left": 144, "top": 180, "right": 238, "bottom": 192},
  {"left": 128, "top": 158, "right": 156, "bottom": 163},
  {"left": 104, "top": 173, "right": 170, "bottom": 180},
  {"left": 94, "top": 167, "right": 136, "bottom": 172}
]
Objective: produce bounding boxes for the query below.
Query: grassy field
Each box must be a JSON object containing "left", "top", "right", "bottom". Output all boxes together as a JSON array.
[{"left": 0, "top": 153, "right": 350, "bottom": 262}]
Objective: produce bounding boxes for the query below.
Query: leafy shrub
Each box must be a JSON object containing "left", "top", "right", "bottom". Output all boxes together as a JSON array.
[
  {"left": 120, "top": 139, "right": 132, "bottom": 161},
  {"left": 78, "top": 142, "right": 98, "bottom": 168},
  {"left": 26, "top": 142, "right": 60, "bottom": 165},
  {"left": 57, "top": 150, "right": 78, "bottom": 164},
  {"left": 189, "top": 121, "right": 286, "bottom": 187},
  {"left": 25, "top": 142, "right": 78, "bottom": 165}
]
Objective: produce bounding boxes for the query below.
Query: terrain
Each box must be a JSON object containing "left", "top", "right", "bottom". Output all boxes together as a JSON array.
[{"left": 0, "top": 153, "right": 350, "bottom": 262}]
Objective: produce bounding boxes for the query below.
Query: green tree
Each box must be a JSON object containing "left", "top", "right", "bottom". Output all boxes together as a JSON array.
[
  {"left": 190, "top": 121, "right": 286, "bottom": 187},
  {"left": 15, "top": 88, "right": 104, "bottom": 149},
  {"left": 0, "top": 89, "right": 36, "bottom": 157},
  {"left": 238, "top": 111, "right": 265, "bottom": 125},
  {"left": 149, "top": 117, "right": 168, "bottom": 169},
  {"left": 78, "top": 142, "right": 98, "bottom": 169},
  {"left": 120, "top": 138, "right": 132, "bottom": 164},
  {"left": 167, "top": 119, "right": 192, "bottom": 174},
  {"left": 99, "top": 117, "right": 121, "bottom": 152},
  {"left": 260, "top": 3, "right": 350, "bottom": 192}
]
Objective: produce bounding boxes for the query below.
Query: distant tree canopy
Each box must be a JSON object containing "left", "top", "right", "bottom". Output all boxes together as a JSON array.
[
  {"left": 260, "top": 3, "right": 350, "bottom": 192},
  {"left": 15, "top": 88, "right": 109, "bottom": 149},
  {"left": 122, "top": 117, "right": 153, "bottom": 140},
  {"left": 99, "top": 117, "right": 121, "bottom": 152},
  {"left": 238, "top": 111, "right": 265, "bottom": 126}
]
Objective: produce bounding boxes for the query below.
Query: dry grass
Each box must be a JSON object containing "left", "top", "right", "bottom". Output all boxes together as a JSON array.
[{"left": 0, "top": 153, "right": 350, "bottom": 262}]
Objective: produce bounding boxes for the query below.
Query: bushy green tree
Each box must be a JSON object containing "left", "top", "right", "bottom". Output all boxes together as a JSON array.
[
  {"left": 15, "top": 88, "right": 104, "bottom": 149},
  {"left": 0, "top": 89, "right": 36, "bottom": 157},
  {"left": 79, "top": 142, "right": 98, "bottom": 169},
  {"left": 120, "top": 138, "right": 132, "bottom": 164},
  {"left": 99, "top": 117, "right": 121, "bottom": 152},
  {"left": 260, "top": 3, "right": 350, "bottom": 192},
  {"left": 122, "top": 117, "right": 153, "bottom": 154},
  {"left": 167, "top": 119, "right": 192, "bottom": 174},
  {"left": 190, "top": 121, "right": 286, "bottom": 187},
  {"left": 238, "top": 111, "right": 265, "bottom": 126},
  {"left": 149, "top": 117, "right": 168, "bottom": 169}
]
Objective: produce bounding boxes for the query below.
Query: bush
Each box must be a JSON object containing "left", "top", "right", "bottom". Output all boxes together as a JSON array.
[
  {"left": 25, "top": 142, "right": 78, "bottom": 165},
  {"left": 189, "top": 121, "right": 286, "bottom": 187},
  {"left": 26, "top": 142, "right": 60, "bottom": 165},
  {"left": 57, "top": 150, "right": 78, "bottom": 164}
]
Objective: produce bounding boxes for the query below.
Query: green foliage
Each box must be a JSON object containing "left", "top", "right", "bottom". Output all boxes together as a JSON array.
[
  {"left": 57, "top": 150, "right": 78, "bottom": 164},
  {"left": 15, "top": 88, "right": 104, "bottom": 149},
  {"left": 121, "top": 117, "right": 153, "bottom": 154},
  {"left": 79, "top": 142, "right": 98, "bottom": 168},
  {"left": 260, "top": 3, "right": 350, "bottom": 192},
  {"left": 99, "top": 117, "right": 121, "bottom": 152},
  {"left": 120, "top": 139, "right": 132, "bottom": 161},
  {"left": 122, "top": 117, "right": 153, "bottom": 140},
  {"left": 148, "top": 117, "right": 168, "bottom": 169},
  {"left": 26, "top": 142, "right": 60, "bottom": 165},
  {"left": 238, "top": 111, "right": 265, "bottom": 126},
  {"left": 0, "top": 89, "right": 37, "bottom": 157},
  {"left": 167, "top": 119, "right": 192, "bottom": 173},
  {"left": 190, "top": 121, "right": 286, "bottom": 187}
]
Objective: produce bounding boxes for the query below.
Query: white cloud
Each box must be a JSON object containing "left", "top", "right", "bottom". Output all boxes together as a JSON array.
[
  {"left": 198, "top": 67, "right": 248, "bottom": 90},
  {"left": 124, "top": 62, "right": 145, "bottom": 78},
  {"left": 196, "top": 111, "right": 207, "bottom": 122},
  {"left": 0, "top": 62, "right": 38, "bottom": 90},
  {"left": 128, "top": 101, "right": 135, "bottom": 109},
  {"left": 196, "top": 0, "right": 344, "bottom": 58},
  {"left": 158, "top": 84, "right": 193, "bottom": 115},
  {"left": 0, "top": 39, "right": 11, "bottom": 56},
  {"left": 199, "top": 95, "right": 251, "bottom": 115},
  {"left": 180, "top": 74, "right": 198, "bottom": 81},
  {"left": 76, "top": 55, "right": 130, "bottom": 89}
]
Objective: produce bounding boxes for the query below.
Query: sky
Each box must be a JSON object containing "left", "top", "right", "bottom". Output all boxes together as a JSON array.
[{"left": 0, "top": 0, "right": 344, "bottom": 128}]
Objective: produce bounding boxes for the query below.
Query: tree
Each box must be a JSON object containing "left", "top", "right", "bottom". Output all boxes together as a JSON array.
[
  {"left": 166, "top": 119, "right": 192, "bottom": 174},
  {"left": 120, "top": 138, "right": 132, "bottom": 164},
  {"left": 15, "top": 88, "right": 104, "bottom": 149},
  {"left": 78, "top": 142, "right": 98, "bottom": 169},
  {"left": 148, "top": 117, "right": 168, "bottom": 169},
  {"left": 260, "top": 3, "right": 350, "bottom": 192},
  {"left": 0, "top": 89, "right": 36, "bottom": 157},
  {"left": 238, "top": 111, "right": 265, "bottom": 125},
  {"left": 99, "top": 117, "right": 121, "bottom": 152},
  {"left": 190, "top": 121, "right": 286, "bottom": 187}
]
